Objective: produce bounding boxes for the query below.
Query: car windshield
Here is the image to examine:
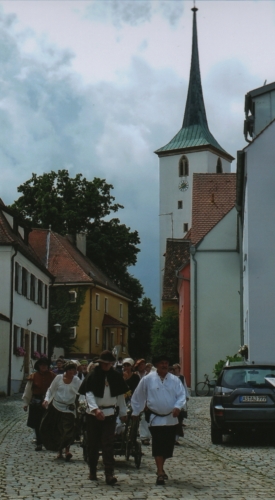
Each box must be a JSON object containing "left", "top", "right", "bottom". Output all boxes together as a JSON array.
[{"left": 222, "top": 367, "right": 275, "bottom": 389}]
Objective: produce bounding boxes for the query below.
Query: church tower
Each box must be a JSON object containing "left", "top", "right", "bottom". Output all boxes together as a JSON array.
[{"left": 155, "top": 7, "right": 234, "bottom": 305}]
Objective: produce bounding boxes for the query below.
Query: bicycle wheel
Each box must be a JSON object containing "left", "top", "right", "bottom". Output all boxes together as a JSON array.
[{"left": 195, "top": 381, "right": 210, "bottom": 396}]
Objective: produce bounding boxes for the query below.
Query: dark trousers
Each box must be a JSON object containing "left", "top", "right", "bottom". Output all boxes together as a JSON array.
[{"left": 86, "top": 413, "right": 116, "bottom": 475}]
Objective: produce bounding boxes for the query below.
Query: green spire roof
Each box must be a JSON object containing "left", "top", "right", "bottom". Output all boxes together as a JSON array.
[{"left": 155, "top": 8, "right": 232, "bottom": 159}]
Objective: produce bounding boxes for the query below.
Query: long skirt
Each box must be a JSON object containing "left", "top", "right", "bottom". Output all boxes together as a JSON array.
[
  {"left": 149, "top": 425, "right": 177, "bottom": 459},
  {"left": 40, "top": 404, "right": 76, "bottom": 451}
]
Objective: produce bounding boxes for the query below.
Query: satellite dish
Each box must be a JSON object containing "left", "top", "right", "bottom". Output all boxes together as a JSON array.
[{"left": 112, "top": 345, "right": 121, "bottom": 360}]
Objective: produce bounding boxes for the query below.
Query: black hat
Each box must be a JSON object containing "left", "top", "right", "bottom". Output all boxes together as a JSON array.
[
  {"left": 97, "top": 350, "right": 116, "bottom": 363},
  {"left": 152, "top": 354, "right": 170, "bottom": 366},
  {"left": 34, "top": 357, "right": 51, "bottom": 371}
]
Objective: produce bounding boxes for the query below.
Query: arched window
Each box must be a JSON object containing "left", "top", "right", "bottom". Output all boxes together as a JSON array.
[
  {"left": 216, "top": 157, "right": 223, "bottom": 173},
  {"left": 179, "top": 155, "right": 189, "bottom": 177}
]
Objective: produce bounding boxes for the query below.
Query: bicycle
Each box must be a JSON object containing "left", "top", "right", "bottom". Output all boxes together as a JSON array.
[{"left": 195, "top": 374, "right": 216, "bottom": 396}]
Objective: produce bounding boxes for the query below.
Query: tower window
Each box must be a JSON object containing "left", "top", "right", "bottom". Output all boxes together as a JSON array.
[
  {"left": 179, "top": 155, "right": 189, "bottom": 177},
  {"left": 178, "top": 201, "right": 183, "bottom": 209},
  {"left": 216, "top": 157, "right": 223, "bottom": 173},
  {"left": 183, "top": 223, "right": 188, "bottom": 232}
]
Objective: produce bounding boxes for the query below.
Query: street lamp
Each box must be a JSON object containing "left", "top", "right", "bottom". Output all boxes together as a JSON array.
[{"left": 54, "top": 323, "right": 62, "bottom": 334}]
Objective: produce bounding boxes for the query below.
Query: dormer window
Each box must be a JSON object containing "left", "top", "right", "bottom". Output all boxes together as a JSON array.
[
  {"left": 179, "top": 156, "right": 189, "bottom": 177},
  {"left": 216, "top": 157, "right": 223, "bottom": 173}
]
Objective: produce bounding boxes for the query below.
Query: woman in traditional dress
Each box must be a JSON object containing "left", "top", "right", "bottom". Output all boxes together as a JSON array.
[
  {"left": 22, "top": 357, "right": 56, "bottom": 451},
  {"left": 41, "top": 361, "right": 81, "bottom": 461},
  {"left": 122, "top": 358, "right": 140, "bottom": 401}
]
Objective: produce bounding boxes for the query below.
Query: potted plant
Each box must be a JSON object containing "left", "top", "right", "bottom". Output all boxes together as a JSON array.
[{"left": 15, "top": 346, "right": 26, "bottom": 357}]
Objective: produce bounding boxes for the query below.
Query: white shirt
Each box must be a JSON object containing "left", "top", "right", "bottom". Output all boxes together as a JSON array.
[
  {"left": 45, "top": 375, "right": 82, "bottom": 413},
  {"left": 131, "top": 371, "right": 186, "bottom": 426},
  {"left": 86, "top": 385, "right": 127, "bottom": 418}
]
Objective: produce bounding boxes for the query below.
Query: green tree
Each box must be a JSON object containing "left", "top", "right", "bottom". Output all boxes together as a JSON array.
[
  {"left": 11, "top": 170, "right": 140, "bottom": 282},
  {"left": 128, "top": 297, "right": 157, "bottom": 359},
  {"left": 151, "top": 308, "right": 179, "bottom": 363},
  {"left": 49, "top": 286, "right": 87, "bottom": 356}
]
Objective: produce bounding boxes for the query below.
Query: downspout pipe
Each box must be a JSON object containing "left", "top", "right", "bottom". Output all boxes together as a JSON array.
[
  {"left": 190, "top": 245, "right": 198, "bottom": 392},
  {"left": 8, "top": 245, "right": 18, "bottom": 396}
]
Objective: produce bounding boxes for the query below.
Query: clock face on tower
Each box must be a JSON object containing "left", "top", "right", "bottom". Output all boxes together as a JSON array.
[{"left": 178, "top": 179, "right": 189, "bottom": 192}]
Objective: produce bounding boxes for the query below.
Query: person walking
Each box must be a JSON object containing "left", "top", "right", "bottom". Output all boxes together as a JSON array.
[
  {"left": 134, "top": 358, "right": 151, "bottom": 445},
  {"left": 22, "top": 357, "right": 56, "bottom": 451},
  {"left": 173, "top": 363, "right": 189, "bottom": 444},
  {"left": 40, "top": 361, "right": 81, "bottom": 461},
  {"left": 122, "top": 358, "right": 140, "bottom": 401},
  {"left": 52, "top": 358, "right": 64, "bottom": 375},
  {"left": 79, "top": 350, "right": 128, "bottom": 485},
  {"left": 131, "top": 354, "right": 186, "bottom": 486}
]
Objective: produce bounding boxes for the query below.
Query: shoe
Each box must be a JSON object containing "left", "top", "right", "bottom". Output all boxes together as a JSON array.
[
  {"left": 89, "top": 473, "right": 98, "bottom": 481},
  {"left": 174, "top": 440, "right": 180, "bottom": 445},
  {"left": 141, "top": 439, "right": 150, "bottom": 445},
  {"left": 55, "top": 454, "right": 64, "bottom": 460},
  {"left": 105, "top": 475, "right": 118, "bottom": 485},
  {"left": 65, "top": 452, "right": 72, "bottom": 462},
  {"left": 156, "top": 474, "right": 165, "bottom": 485},
  {"left": 35, "top": 445, "right": 42, "bottom": 451},
  {"left": 156, "top": 471, "right": 168, "bottom": 480}
]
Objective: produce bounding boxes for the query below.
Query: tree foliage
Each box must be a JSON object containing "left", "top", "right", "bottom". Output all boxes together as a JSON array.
[
  {"left": 49, "top": 286, "right": 87, "bottom": 356},
  {"left": 128, "top": 297, "right": 157, "bottom": 360},
  {"left": 11, "top": 170, "right": 140, "bottom": 281},
  {"left": 151, "top": 308, "right": 179, "bottom": 363}
]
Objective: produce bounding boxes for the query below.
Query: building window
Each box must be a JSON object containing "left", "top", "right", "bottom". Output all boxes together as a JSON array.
[
  {"left": 216, "top": 157, "right": 223, "bottom": 173},
  {"left": 96, "top": 328, "right": 100, "bottom": 345},
  {"left": 13, "top": 325, "right": 19, "bottom": 353},
  {"left": 119, "top": 303, "right": 123, "bottom": 318},
  {"left": 22, "top": 267, "right": 28, "bottom": 297},
  {"left": 38, "top": 280, "right": 43, "bottom": 306},
  {"left": 178, "top": 201, "right": 183, "bottom": 209},
  {"left": 95, "top": 294, "right": 100, "bottom": 311},
  {"left": 69, "top": 290, "right": 77, "bottom": 303},
  {"left": 43, "top": 337, "right": 47, "bottom": 354},
  {"left": 179, "top": 155, "right": 189, "bottom": 177},
  {"left": 30, "top": 274, "right": 35, "bottom": 301},
  {"left": 183, "top": 223, "right": 188, "bottom": 233},
  {"left": 15, "top": 263, "right": 20, "bottom": 292},
  {"left": 104, "top": 298, "right": 108, "bottom": 313},
  {"left": 37, "top": 335, "right": 42, "bottom": 354},
  {"left": 69, "top": 327, "right": 76, "bottom": 339},
  {"left": 43, "top": 284, "right": 48, "bottom": 309},
  {"left": 31, "top": 332, "right": 36, "bottom": 357}
]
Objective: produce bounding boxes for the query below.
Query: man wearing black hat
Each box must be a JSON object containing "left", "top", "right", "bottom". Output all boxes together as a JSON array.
[
  {"left": 131, "top": 354, "right": 186, "bottom": 486},
  {"left": 79, "top": 350, "right": 128, "bottom": 485}
]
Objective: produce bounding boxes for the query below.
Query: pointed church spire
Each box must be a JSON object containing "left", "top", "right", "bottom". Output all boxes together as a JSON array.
[
  {"left": 182, "top": 7, "right": 208, "bottom": 129},
  {"left": 155, "top": 7, "right": 233, "bottom": 161}
]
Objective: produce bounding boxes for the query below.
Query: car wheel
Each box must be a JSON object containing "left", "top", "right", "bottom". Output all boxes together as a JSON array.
[{"left": 211, "top": 424, "right": 223, "bottom": 445}]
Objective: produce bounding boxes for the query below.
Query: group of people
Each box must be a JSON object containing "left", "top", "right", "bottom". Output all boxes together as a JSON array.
[{"left": 22, "top": 351, "right": 187, "bottom": 486}]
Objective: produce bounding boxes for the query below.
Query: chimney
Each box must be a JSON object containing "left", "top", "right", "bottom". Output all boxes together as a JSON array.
[{"left": 76, "top": 233, "right": 86, "bottom": 256}]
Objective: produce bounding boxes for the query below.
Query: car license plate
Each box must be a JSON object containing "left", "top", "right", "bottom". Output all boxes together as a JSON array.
[{"left": 240, "top": 396, "right": 267, "bottom": 403}]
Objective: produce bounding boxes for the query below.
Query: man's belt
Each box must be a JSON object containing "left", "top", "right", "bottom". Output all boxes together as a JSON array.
[{"left": 144, "top": 407, "right": 172, "bottom": 423}]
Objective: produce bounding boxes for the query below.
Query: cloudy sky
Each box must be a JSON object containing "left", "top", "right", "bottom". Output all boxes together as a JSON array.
[{"left": 0, "top": 0, "right": 274, "bottom": 312}]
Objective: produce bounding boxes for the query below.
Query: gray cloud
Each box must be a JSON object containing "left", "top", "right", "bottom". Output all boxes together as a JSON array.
[{"left": 0, "top": 8, "right": 260, "bottom": 310}]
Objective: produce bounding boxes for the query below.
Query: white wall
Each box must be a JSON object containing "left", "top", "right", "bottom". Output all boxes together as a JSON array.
[
  {"left": 191, "top": 209, "right": 240, "bottom": 388},
  {"left": 243, "top": 121, "right": 275, "bottom": 362},
  {"left": 159, "top": 149, "right": 231, "bottom": 305},
  {"left": 0, "top": 248, "right": 12, "bottom": 317}
]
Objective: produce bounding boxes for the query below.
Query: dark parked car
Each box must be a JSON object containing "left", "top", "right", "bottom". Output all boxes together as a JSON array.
[{"left": 210, "top": 362, "right": 275, "bottom": 444}]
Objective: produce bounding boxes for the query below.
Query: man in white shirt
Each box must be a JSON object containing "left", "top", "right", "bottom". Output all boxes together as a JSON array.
[
  {"left": 79, "top": 350, "right": 128, "bottom": 485},
  {"left": 131, "top": 354, "right": 186, "bottom": 486}
]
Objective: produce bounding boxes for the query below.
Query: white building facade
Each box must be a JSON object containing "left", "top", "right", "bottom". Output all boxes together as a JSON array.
[{"left": 0, "top": 203, "right": 52, "bottom": 394}]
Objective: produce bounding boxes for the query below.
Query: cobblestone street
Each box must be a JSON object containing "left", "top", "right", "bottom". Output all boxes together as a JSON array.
[{"left": 1, "top": 395, "right": 275, "bottom": 500}]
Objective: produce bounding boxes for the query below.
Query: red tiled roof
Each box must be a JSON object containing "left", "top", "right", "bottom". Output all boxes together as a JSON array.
[
  {"left": 191, "top": 173, "right": 236, "bottom": 246},
  {"left": 102, "top": 314, "right": 128, "bottom": 328},
  {"left": 162, "top": 239, "right": 190, "bottom": 302},
  {"left": 29, "top": 229, "right": 130, "bottom": 299}
]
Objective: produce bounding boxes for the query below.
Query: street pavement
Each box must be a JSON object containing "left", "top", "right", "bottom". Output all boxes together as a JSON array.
[{"left": 1, "top": 395, "right": 275, "bottom": 500}]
